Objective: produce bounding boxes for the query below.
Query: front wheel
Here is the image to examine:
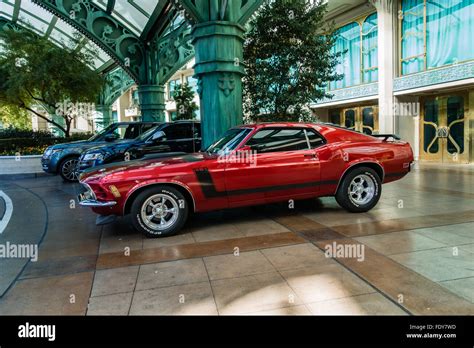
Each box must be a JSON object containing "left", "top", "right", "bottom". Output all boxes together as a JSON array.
[
  {"left": 130, "top": 186, "right": 189, "bottom": 238},
  {"left": 59, "top": 157, "right": 80, "bottom": 182},
  {"left": 335, "top": 167, "right": 382, "bottom": 213}
]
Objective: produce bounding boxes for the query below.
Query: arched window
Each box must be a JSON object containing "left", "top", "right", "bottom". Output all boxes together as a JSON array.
[
  {"left": 400, "top": 0, "right": 474, "bottom": 75},
  {"left": 330, "top": 13, "right": 379, "bottom": 90},
  {"left": 362, "top": 13, "right": 379, "bottom": 83}
]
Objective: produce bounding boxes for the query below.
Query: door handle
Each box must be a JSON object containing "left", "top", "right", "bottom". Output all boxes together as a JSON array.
[{"left": 304, "top": 153, "right": 317, "bottom": 159}]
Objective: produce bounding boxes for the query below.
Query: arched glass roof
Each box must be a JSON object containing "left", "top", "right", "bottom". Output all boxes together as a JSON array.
[
  {"left": 93, "top": 0, "right": 164, "bottom": 37},
  {"left": 0, "top": 0, "right": 115, "bottom": 71}
]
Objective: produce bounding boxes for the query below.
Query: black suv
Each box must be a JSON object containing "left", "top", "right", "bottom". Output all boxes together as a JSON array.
[
  {"left": 42, "top": 122, "right": 160, "bottom": 182},
  {"left": 78, "top": 121, "right": 201, "bottom": 173}
]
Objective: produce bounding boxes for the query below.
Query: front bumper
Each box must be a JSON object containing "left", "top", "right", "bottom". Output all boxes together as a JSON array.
[
  {"left": 41, "top": 157, "right": 57, "bottom": 173},
  {"left": 78, "top": 197, "right": 117, "bottom": 207},
  {"left": 77, "top": 184, "right": 117, "bottom": 208}
]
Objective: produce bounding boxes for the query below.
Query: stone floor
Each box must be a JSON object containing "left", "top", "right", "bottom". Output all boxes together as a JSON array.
[{"left": 0, "top": 163, "right": 472, "bottom": 315}]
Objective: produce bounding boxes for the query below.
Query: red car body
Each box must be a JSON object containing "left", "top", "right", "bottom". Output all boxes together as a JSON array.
[{"left": 78, "top": 123, "right": 414, "bottom": 219}]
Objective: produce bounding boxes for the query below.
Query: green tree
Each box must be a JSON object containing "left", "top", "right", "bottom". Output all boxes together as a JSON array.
[
  {"left": 0, "top": 105, "right": 31, "bottom": 129},
  {"left": 173, "top": 83, "right": 199, "bottom": 120},
  {"left": 0, "top": 27, "right": 105, "bottom": 137},
  {"left": 243, "top": 0, "right": 342, "bottom": 122}
]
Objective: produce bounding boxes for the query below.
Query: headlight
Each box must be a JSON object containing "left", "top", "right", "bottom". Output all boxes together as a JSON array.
[
  {"left": 43, "top": 148, "right": 62, "bottom": 158},
  {"left": 43, "top": 148, "right": 52, "bottom": 157},
  {"left": 83, "top": 153, "right": 104, "bottom": 161}
]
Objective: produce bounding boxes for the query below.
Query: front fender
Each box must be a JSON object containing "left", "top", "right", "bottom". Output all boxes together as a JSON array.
[{"left": 122, "top": 178, "right": 196, "bottom": 215}]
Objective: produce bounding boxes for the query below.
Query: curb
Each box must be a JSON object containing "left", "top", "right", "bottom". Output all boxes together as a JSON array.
[{"left": 0, "top": 172, "right": 50, "bottom": 180}]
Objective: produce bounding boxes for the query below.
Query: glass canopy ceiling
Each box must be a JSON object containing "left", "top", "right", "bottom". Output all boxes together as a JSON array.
[
  {"left": 1, "top": 0, "right": 178, "bottom": 74},
  {"left": 0, "top": 0, "right": 115, "bottom": 71},
  {"left": 93, "top": 0, "right": 163, "bottom": 37}
]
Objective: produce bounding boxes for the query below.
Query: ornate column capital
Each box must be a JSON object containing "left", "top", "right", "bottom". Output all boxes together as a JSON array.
[{"left": 369, "top": 0, "right": 395, "bottom": 13}]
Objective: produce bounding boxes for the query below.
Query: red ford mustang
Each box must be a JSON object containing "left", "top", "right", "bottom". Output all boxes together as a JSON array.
[{"left": 78, "top": 123, "right": 414, "bottom": 238}]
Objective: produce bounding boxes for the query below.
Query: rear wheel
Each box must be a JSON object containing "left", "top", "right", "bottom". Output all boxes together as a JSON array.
[
  {"left": 59, "top": 157, "right": 80, "bottom": 182},
  {"left": 335, "top": 167, "right": 381, "bottom": 213},
  {"left": 130, "top": 186, "right": 189, "bottom": 238}
]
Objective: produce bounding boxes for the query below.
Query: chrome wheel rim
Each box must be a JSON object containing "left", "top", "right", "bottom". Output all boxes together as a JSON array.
[
  {"left": 62, "top": 159, "right": 79, "bottom": 181},
  {"left": 140, "top": 194, "right": 179, "bottom": 231},
  {"left": 348, "top": 174, "right": 375, "bottom": 205}
]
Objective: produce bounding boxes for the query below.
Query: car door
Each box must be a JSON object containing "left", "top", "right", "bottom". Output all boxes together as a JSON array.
[
  {"left": 224, "top": 127, "right": 321, "bottom": 207},
  {"left": 161, "top": 123, "right": 195, "bottom": 153}
]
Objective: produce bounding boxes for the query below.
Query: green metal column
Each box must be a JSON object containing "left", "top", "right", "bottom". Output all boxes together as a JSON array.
[
  {"left": 138, "top": 85, "right": 166, "bottom": 122},
  {"left": 178, "top": 0, "right": 263, "bottom": 149},
  {"left": 193, "top": 22, "right": 245, "bottom": 149},
  {"left": 95, "top": 104, "right": 113, "bottom": 129}
]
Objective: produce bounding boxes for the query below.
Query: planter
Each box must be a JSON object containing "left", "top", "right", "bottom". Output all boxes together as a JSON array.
[{"left": 0, "top": 155, "right": 44, "bottom": 175}]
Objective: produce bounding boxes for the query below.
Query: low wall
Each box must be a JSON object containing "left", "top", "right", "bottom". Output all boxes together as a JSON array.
[{"left": 0, "top": 155, "right": 43, "bottom": 175}]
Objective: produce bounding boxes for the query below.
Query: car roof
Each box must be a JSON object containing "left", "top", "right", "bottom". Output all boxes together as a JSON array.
[
  {"left": 236, "top": 122, "right": 325, "bottom": 130},
  {"left": 114, "top": 121, "right": 200, "bottom": 125}
]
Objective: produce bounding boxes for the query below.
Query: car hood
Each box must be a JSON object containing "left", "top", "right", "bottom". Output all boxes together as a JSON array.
[
  {"left": 83, "top": 139, "right": 137, "bottom": 153},
  {"left": 50, "top": 140, "right": 90, "bottom": 150},
  {"left": 79, "top": 152, "right": 209, "bottom": 182}
]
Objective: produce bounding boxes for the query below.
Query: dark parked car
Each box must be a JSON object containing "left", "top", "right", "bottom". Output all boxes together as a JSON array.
[
  {"left": 77, "top": 121, "right": 201, "bottom": 172},
  {"left": 41, "top": 122, "right": 160, "bottom": 182}
]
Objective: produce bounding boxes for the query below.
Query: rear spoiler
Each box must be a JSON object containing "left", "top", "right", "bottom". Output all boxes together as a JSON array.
[{"left": 371, "top": 134, "right": 401, "bottom": 142}]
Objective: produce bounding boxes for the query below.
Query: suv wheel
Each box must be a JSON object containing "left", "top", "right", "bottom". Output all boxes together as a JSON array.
[
  {"left": 335, "top": 166, "right": 382, "bottom": 213},
  {"left": 131, "top": 186, "right": 189, "bottom": 238},
  {"left": 59, "top": 157, "right": 80, "bottom": 182}
]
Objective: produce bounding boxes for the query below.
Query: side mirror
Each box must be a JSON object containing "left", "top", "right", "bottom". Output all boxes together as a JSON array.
[
  {"left": 105, "top": 133, "right": 119, "bottom": 142},
  {"left": 151, "top": 131, "right": 166, "bottom": 142}
]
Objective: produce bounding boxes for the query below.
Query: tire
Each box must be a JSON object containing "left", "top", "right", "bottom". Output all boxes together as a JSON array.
[
  {"left": 335, "top": 167, "right": 382, "bottom": 213},
  {"left": 130, "top": 186, "right": 189, "bottom": 238},
  {"left": 59, "top": 156, "right": 80, "bottom": 182}
]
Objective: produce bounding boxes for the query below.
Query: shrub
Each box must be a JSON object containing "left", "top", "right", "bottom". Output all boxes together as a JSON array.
[
  {"left": 0, "top": 127, "right": 54, "bottom": 140},
  {"left": 0, "top": 131, "right": 94, "bottom": 156}
]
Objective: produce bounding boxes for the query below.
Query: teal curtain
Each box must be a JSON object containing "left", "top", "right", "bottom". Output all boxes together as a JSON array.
[
  {"left": 362, "top": 13, "right": 379, "bottom": 83},
  {"left": 401, "top": 0, "right": 425, "bottom": 75},
  {"left": 427, "top": 0, "right": 474, "bottom": 68},
  {"left": 330, "top": 22, "right": 361, "bottom": 89},
  {"left": 401, "top": 0, "right": 474, "bottom": 75}
]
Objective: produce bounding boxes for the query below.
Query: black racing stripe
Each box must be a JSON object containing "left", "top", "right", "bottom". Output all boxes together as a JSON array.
[
  {"left": 194, "top": 169, "right": 338, "bottom": 198},
  {"left": 194, "top": 169, "right": 226, "bottom": 198}
]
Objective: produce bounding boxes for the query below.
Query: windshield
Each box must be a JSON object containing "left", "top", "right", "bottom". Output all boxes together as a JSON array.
[
  {"left": 88, "top": 124, "right": 116, "bottom": 141},
  {"left": 137, "top": 126, "right": 160, "bottom": 141},
  {"left": 205, "top": 128, "right": 252, "bottom": 155}
]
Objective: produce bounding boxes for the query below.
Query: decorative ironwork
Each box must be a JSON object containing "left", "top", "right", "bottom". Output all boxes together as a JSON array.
[
  {"left": 314, "top": 83, "right": 379, "bottom": 105},
  {"left": 32, "top": 0, "right": 146, "bottom": 83},
  {"left": 99, "top": 68, "right": 135, "bottom": 106},
  {"left": 218, "top": 73, "right": 236, "bottom": 97},
  {"left": 394, "top": 61, "right": 474, "bottom": 92},
  {"left": 156, "top": 21, "right": 194, "bottom": 84},
  {"left": 177, "top": 0, "right": 264, "bottom": 25}
]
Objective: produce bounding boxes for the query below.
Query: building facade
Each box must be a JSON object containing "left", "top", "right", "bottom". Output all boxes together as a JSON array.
[{"left": 312, "top": 0, "right": 474, "bottom": 164}]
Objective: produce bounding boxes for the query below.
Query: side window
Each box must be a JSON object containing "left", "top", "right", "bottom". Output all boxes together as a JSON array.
[
  {"left": 112, "top": 124, "right": 136, "bottom": 139},
  {"left": 163, "top": 124, "right": 192, "bottom": 140},
  {"left": 140, "top": 124, "right": 156, "bottom": 134},
  {"left": 306, "top": 129, "right": 326, "bottom": 149},
  {"left": 246, "top": 128, "right": 309, "bottom": 153},
  {"left": 123, "top": 124, "right": 140, "bottom": 139}
]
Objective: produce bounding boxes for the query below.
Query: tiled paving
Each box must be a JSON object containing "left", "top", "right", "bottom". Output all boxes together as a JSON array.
[{"left": 0, "top": 163, "right": 473, "bottom": 315}]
